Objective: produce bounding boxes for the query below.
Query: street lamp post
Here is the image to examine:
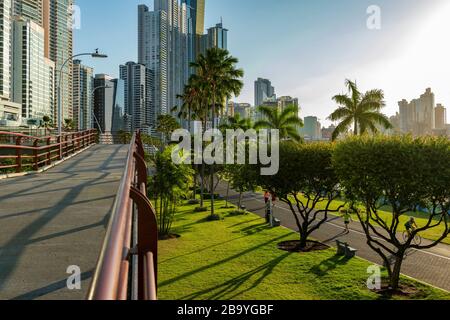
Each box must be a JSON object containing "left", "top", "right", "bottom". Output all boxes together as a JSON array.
[
  {"left": 57, "top": 50, "right": 107, "bottom": 159},
  {"left": 57, "top": 49, "right": 107, "bottom": 136}
]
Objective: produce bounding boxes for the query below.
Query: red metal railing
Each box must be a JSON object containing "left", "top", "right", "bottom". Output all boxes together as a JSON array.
[
  {"left": 0, "top": 130, "right": 97, "bottom": 173},
  {"left": 87, "top": 130, "right": 158, "bottom": 300}
]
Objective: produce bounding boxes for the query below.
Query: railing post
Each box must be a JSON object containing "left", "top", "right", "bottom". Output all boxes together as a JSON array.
[
  {"left": 33, "top": 139, "right": 39, "bottom": 171},
  {"left": 72, "top": 133, "right": 76, "bottom": 154},
  {"left": 16, "top": 136, "right": 22, "bottom": 173},
  {"left": 47, "top": 137, "right": 51, "bottom": 165},
  {"left": 64, "top": 135, "right": 69, "bottom": 157}
]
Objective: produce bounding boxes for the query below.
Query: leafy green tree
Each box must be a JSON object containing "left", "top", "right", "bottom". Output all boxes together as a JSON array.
[
  {"left": 229, "top": 164, "right": 258, "bottom": 210},
  {"left": 117, "top": 130, "right": 132, "bottom": 144},
  {"left": 40, "top": 116, "right": 53, "bottom": 136},
  {"left": 64, "top": 118, "right": 74, "bottom": 131},
  {"left": 254, "top": 104, "right": 303, "bottom": 142},
  {"left": 333, "top": 135, "right": 450, "bottom": 291},
  {"left": 328, "top": 79, "right": 392, "bottom": 141},
  {"left": 156, "top": 114, "right": 181, "bottom": 146},
  {"left": 190, "top": 48, "right": 244, "bottom": 217},
  {"left": 148, "top": 146, "right": 193, "bottom": 238},
  {"left": 256, "top": 142, "right": 345, "bottom": 249}
]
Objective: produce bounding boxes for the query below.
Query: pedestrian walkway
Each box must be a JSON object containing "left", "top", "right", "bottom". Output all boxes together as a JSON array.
[{"left": 0, "top": 145, "right": 129, "bottom": 300}]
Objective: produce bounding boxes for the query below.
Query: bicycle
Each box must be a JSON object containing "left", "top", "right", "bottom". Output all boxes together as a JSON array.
[{"left": 402, "top": 230, "right": 422, "bottom": 246}]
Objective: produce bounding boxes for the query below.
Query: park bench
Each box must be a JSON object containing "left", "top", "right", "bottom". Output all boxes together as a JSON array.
[
  {"left": 336, "top": 240, "right": 358, "bottom": 259},
  {"left": 272, "top": 217, "right": 281, "bottom": 227}
]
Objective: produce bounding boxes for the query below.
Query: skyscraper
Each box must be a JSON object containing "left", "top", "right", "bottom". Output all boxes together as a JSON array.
[
  {"left": 301, "top": 116, "right": 322, "bottom": 141},
  {"left": 254, "top": 78, "right": 276, "bottom": 107},
  {"left": 0, "top": 0, "right": 13, "bottom": 101},
  {"left": 201, "top": 21, "right": 228, "bottom": 51},
  {"left": 398, "top": 88, "right": 435, "bottom": 135},
  {"left": 72, "top": 59, "right": 94, "bottom": 130},
  {"left": 138, "top": 0, "right": 205, "bottom": 133},
  {"left": 43, "top": 0, "right": 74, "bottom": 122},
  {"left": 93, "top": 74, "right": 125, "bottom": 134},
  {"left": 120, "top": 62, "right": 153, "bottom": 134},
  {"left": 435, "top": 104, "right": 447, "bottom": 130},
  {"left": 13, "top": 0, "right": 43, "bottom": 25},
  {"left": 12, "top": 16, "right": 55, "bottom": 124}
]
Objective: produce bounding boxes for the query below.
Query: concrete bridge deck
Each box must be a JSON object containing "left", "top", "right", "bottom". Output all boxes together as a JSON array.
[{"left": 0, "top": 145, "right": 129, "bottom": 300}]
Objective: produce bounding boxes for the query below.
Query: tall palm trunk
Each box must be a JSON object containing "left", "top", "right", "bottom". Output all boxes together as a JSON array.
[
  {"left": 200, "top": 116, "right": 206, "bottom": 208},
  {"left": 210, "top": 89, "right": 216, "bottom": 217},
  {"left": 354, "top": 119, "right": 358, "bottom": 135}
]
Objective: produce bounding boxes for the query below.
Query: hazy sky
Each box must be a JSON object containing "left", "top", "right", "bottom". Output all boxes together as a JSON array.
[{"left": 75, "top": 0, "right": 450, "bottom": 126}]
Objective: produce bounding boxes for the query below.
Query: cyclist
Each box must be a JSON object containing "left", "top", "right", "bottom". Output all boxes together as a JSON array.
[
  {"left": 405, "top": 217, "right": 418, "bottom": 238},
  {"left": 341, "top": 209, "right": 352, "bottom": 233}
]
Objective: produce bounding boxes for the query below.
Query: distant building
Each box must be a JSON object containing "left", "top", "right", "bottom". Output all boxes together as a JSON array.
[
  {"left": 254, "top": 78, "right": 276, "bottom": 108},
  {"left": 227, "top": 102, "right": 251, "bottom": 119},
  {"left": 93, "top": 74, "right": 125, "bottom": 134},
  {"left": 201, "top": 22, "right": 228, "bottom": 51},
  {"left": 398, "top": 88, "right": 435, "bottom": 136},
  {"left": 435, "top": 104, "right": 447, "bottom": 130},
  {"left": 321, "top": 124, "right": 336, "bottom": 141},
  {"left": 72, "top": 60, "right": 94, "bottom": 130},
  {"left": 119, "top": 62, "right": 153, "bottom": 135},
  {"left": 0, "top": 100, "right": 22, "bottom": 126},
  {"left": 278, "top": 96, "right": 299, "bottom": 112},
  {"left": 43, "top": 0, "right": 74, "bottom": 121},
  {"left": 12, "top": 17, "right": 55, "bottom": 125},
  {"left": 0, "top": 0, "right": 13, "bottom": 101},
  {"left": 301, "top": 116, "right": 322, "bottom": 140}
]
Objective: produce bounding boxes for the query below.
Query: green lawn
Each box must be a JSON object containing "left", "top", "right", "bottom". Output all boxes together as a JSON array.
[
  {"left": 158, "top": 199, "right": 450, "bottom": 300},
  {"left": 284, "top": 193, "right": 450, "bottom": 245}
]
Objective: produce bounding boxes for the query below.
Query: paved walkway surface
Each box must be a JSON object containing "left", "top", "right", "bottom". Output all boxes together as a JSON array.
[
  {"left": 216, "top": 184, "right": 450, "bottom": 292},
  {"left": 0, "top": 145, "right": 129, "bottom": 300}
]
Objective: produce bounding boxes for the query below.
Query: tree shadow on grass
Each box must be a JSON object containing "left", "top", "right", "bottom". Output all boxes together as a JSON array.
[
  {"left": 180, "top": 252, "right": 292, "bottom": 300},
  {"left": 236, "top": 223, "right": 272, "bottom": 236},
  {"left": 159, "top": 233, "right": 292, "bottom": 288},
  {"left": 309, "top": 255, "right": 351, "bottom": 277}
]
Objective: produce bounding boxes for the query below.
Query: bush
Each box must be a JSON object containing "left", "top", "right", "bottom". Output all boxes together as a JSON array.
[
  {"left": 194, "top": 207, "right": 208, "bottom": 213},
  {"left": 206, "top": 214, "right": 222, "bottom": 221},
  {"left": 228, "top": 210, "right": 248, "bottom": 216}
]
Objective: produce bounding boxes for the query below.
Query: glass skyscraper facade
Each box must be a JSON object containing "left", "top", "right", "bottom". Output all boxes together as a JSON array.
[{"left": 138, "top": 0, "right": 205, "bottom": 134}]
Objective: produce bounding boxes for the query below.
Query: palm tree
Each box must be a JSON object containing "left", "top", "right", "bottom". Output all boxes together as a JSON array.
[
  {"left": 219, "top": 113, "right": 253, "bottom": 131},
  {"left": 328, "top": 79, "right": 393, "bottom": 141},
  {"left": 254, "top": 104, "right": 303, "bottom": 142},
  {"left": 190, "top": 48, "right": 244, "bottom": 218},
  {"left": 40, "top": 116, "right": 53, "bottom": 136},
  {"left": 64, "top": 118, "right": 74, "bottom": 131}
]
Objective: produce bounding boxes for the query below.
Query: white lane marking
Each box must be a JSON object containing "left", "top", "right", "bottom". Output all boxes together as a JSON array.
[{"left": 244, "top": 193, "right": 450, "bottom": 262}]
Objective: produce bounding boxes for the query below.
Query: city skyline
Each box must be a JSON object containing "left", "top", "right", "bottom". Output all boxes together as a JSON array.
[{"left": 75, "top": 0, "right": 450, "bottom": 126}]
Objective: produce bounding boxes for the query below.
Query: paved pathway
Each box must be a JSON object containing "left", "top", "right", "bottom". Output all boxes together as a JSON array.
[
  {"left": 216, "top": 184, "right": 450, "bottom": 292},
  {"left": 0, "top": 145, "right": 129, "bottom": 300}
]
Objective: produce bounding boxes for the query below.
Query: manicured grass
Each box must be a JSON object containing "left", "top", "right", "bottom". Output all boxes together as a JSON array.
[{"left": 158, "top": 200, "right": 450, "bottom": 300}]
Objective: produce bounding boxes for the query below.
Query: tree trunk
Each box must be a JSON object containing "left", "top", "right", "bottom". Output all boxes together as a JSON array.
[
  {"left": 299, "top": 229, "right": 308, "bottom": 249},
  {"left": 390, "top": 253, "right": 405, "bottom": 291},
  {"left": 210, "top": 90, "right": 216, "bottom": 217},
  {"left": 238, "top": 191, "right": 243, "bottom": 209},
  {"left": 354, "top": 120, "right": 358, "bottom": 135},
  {"left": 200, "top": 163, "right": 205, "bottom": 207},
  {"left": 225, "top": 181, "right": 230, "bottom": 208}
]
